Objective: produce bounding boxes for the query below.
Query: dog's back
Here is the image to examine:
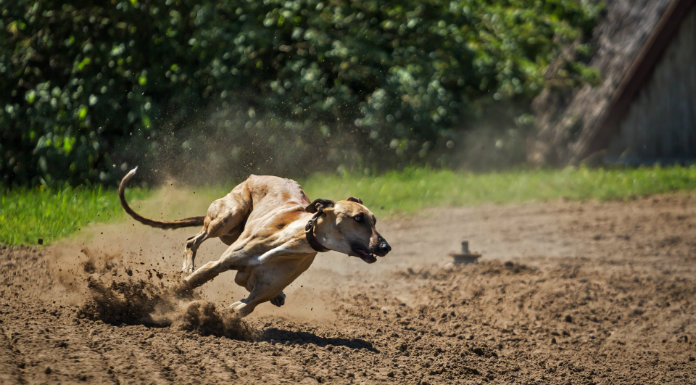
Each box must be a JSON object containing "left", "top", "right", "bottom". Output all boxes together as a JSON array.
[
  {"left": 236, "top": 175, "right": 312, "bottom": 233},
  {"left": 245, "top": 175, "right": 311, "bottom": 211}
]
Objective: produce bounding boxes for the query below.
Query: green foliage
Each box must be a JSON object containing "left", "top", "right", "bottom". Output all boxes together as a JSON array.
[
  {"left": 0, "top": 0, "right": 601, "bottom": 186},
  {"left": 0, "top": 184, "right": 148, "bottom": 245}
]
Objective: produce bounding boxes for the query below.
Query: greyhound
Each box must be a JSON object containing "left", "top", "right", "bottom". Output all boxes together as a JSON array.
[{"left": 118, "top": 168, "right": 391, "bottom": 317}]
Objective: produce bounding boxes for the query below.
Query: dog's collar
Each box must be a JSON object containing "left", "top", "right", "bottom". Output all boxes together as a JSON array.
[{"left": 305, "top": 212, "right": 330, "bottom": 252}]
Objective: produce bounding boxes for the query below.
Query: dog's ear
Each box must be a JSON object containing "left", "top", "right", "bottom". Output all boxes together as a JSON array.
[
  {"left": 305, "top": 199, "right": 335, "bottom": 213},
  {"left": 346, "top": 196, "right": 363, "bottom": 204}
]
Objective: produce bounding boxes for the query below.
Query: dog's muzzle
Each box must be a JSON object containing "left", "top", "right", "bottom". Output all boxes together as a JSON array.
[
  {"left": 377, "top": 240, "right": 392, "bottom": 255},
  {"left": 351, "top": 236, "right": 391, "bottom": 264}
]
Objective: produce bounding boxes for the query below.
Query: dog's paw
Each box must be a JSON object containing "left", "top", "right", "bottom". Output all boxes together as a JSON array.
[
  {"left": 170, "top": 282, "right": 194, "bottom": 299},
  {"left": 228, "top": 300, "right": 253, "bottom": 318},
  {"left": 270, "top": 292, "right": 286, "bottom": 307}
]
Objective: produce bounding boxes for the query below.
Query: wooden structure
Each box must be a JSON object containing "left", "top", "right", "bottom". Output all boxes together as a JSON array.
[
  {"left": 605, "top": 2, "right": 696, "bottom": 163},
  {"left": 530, "top": 0, "right": 696, "bottom": 165}
]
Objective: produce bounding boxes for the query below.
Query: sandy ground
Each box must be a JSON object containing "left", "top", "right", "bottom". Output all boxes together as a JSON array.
[{"left": 1, "top": 192, "right": 695, "bottom": 384}]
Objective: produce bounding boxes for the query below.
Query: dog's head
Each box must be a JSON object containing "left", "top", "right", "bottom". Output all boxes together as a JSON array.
[{"left": 306, "top": 197, "right": 391, "bottom": 263}]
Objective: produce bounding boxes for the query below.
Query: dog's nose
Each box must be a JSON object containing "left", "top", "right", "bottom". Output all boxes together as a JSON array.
[{"left": 379, "top": 241, "right": 391, "bottom": 254}]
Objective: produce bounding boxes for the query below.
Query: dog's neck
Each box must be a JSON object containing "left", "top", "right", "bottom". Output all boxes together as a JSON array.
[{"left": 305, "top": 212, "right": 330, "bottom": 252}]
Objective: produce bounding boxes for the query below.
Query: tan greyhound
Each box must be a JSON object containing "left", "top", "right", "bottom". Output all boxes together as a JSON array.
[{"left": 118, "top": 168, "right": 391, "bottom": 317}]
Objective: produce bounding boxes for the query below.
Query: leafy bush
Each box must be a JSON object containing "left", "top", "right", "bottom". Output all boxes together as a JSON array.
[{"left": 0, "top": 0, "right": 601, "bottom": 186}]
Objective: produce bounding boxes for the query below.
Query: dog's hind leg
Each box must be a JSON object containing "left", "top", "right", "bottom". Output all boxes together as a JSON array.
[
  {"left": 181, "top": 183, "right": 251, "bottom": 273},
  {"left": 182, "top": 230, "right": 209, "bottom": 273},
  {"left": 229, "top": 284, "right": 286, "bottom": 316},
  {"left": 228, "top": 291, "right": 267, "bottom": 317},
  {"left": 229, "top": 256, "right": 314, "bottom": 317},
  {"left": 227, "top": 266, "right": 285, "bottom": 317},
  {"left": 270, "top": 292, "right": 286, "bottom": 307},
  {"left": 232, "top": 267, "right": 284, "bottom": 307}
]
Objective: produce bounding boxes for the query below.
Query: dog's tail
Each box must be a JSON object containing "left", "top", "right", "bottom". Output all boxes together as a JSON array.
[{"left": 118, "top": 167, "right": 205, "bottom": 229}]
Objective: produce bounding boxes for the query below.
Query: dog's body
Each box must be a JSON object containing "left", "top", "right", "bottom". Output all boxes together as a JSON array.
[{"left": 119, "top": 168, "right": 390, "bottom": 317}]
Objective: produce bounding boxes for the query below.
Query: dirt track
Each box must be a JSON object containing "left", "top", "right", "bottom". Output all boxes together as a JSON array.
[{"left": 1, "top": 193, "right": 695, "bottom": 384}]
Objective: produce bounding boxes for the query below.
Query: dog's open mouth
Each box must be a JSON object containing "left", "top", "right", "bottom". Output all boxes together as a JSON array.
[{"left": 350, "top": 247, "right": 377, "bottom": 264}]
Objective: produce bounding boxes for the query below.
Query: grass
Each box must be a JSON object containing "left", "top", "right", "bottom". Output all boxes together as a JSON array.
[
  {"left": 300, "top": 165, "right": 696, "bottom": 216},
  {"left": 2, "top": 165, "right": 695, "bottom": 245},
  {"left": 0, "top": 185, "right": 149, "bottom": 245}
]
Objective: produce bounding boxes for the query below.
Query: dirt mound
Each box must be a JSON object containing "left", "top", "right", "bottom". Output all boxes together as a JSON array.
[
  {"left": 397, "top": 260, "right": 535, "bottom": 280},
  {"left": 175, "top": 301, "right": 256, "bottom": 340},
  {"left": 78, "top": 276, "right": 172, "bottom": 326},
  {"left": 77, "top": 261, "right": 255, "bottom": 340}
]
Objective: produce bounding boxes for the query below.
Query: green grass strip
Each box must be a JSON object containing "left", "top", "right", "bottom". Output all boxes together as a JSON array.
[
  {"left": 301, "top": 165, "right": 696, "bottom": 216},
  {"left": 0, "top": 184, "right": 148, "bottom": 245},
  {"left": 1, "top": 165, "right": 694, "bottom": 245}
]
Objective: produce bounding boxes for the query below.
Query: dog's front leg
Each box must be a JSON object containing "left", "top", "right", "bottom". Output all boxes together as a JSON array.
[
  {"left": 182, "top": 246, "right": 251, "bottom": 289},
  {"left": 181, "top": 237, "right": 290, "bottom": 291},
  {"left": 182, "top": 258, "right": 228, "bottom": 289}
]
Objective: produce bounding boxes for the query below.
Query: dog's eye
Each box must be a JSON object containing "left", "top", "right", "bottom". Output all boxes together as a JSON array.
[{"left": 353, "top": 214, "right": 364, "bottom": 223}]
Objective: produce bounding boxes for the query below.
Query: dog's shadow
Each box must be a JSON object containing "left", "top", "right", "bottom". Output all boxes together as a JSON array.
[{"left": 261, "top": 328, "right": 379, "bottom": 353}]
